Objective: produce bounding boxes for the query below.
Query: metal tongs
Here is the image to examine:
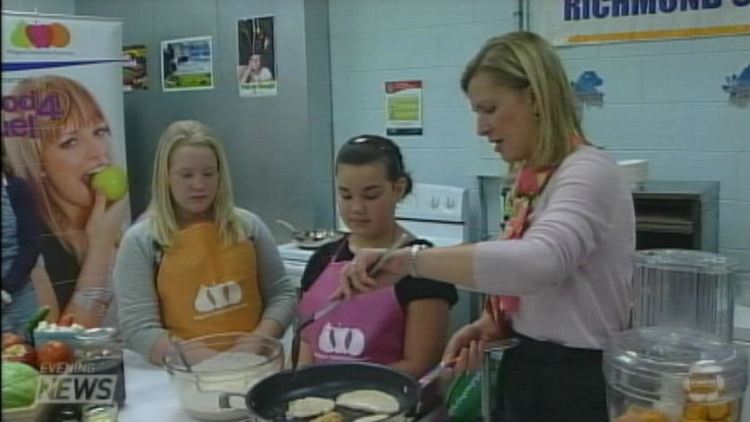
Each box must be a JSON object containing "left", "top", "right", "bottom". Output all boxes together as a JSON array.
[{"left": 289, "top": 233, "right": 412, "bottom": 373}]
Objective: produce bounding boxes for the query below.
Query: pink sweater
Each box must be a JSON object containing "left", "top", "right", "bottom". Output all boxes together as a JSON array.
[{"left": 474, "top": 146, "right": 635, "bottom": 349}]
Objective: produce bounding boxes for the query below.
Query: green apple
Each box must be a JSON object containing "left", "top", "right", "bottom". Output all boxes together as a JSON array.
[
  {"left": 91, "top": 165, "right": 128, "bottom": 202},
  {"left": 11, "top": 22, "right": 32, "bottom": 48}
]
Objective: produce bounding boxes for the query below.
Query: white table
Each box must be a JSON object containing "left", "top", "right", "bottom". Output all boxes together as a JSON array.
[
  {"left": 118, "top": 350, "right": 201, "bottom": 422},
  {"left": 118, "top": 350, "right": 251, "bottom": 421},
  {"left": 117, "top": 329, "right": 287, "bottom": 422}
]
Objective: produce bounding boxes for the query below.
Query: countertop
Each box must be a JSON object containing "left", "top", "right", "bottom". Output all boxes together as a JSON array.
[{"left": 118, "top": 350, "right": 448, "bottom": 421}]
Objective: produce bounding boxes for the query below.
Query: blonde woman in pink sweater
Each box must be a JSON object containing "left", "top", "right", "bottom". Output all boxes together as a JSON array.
[{"left": 337, "top": 31, "right": 635, "bottom": 422}]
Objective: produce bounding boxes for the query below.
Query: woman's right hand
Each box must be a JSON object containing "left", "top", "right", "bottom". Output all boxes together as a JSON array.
[
  {"left": 85, "top": 191, "right": 128, "bottom": 248},
  {"left": 442, "top": 312, "right": 502, "bottom": 377}
]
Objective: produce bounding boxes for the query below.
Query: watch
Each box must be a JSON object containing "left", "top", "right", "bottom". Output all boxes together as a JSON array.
[{"left": 408, "top": 244, "right": 427, "bottom": 278}]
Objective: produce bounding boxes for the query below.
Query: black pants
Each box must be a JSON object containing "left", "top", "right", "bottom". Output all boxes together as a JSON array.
[{"left": 494, "top": 332, "right": 608, "bottom": 422}]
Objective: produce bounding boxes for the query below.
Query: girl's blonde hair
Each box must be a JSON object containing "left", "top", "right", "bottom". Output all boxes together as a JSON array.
[
  {"left": 461, "top": 31, "right": 584, "bottom": 168},
  {"left": 2, "top": 75, "right": 111, "bottom": 242},
  {"left": 149, "top": 120, "right": 247, "bottom": 248}
]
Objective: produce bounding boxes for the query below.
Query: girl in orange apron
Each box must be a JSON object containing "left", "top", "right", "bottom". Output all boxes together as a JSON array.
[{"left": 113, "top": 120, "right": 295, "bottom": 364}]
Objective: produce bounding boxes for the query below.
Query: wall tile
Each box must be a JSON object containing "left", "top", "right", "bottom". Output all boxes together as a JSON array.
[
  {"left": 582, "top": 105, "right": 693, "bottom": 151},
  {"left": 329, "top": 0, "right": 474, "bottom": 35},
  {"left": 685, "top": 153, "right": 740, "bottom": 201},
  {"left": 693, "top": 35, "right": 750, "bottom": 53},
  {"left": 403, "top": 148, "right": 474, "bottom": 188},
  {"left": 720, "top": 201, "right": 750, "bottom": 250},
  {"left": 691, "top": 105, "right": 750, "bottom": 152},
  {"left": 437, "top": 22, "right": 514, "bottom": 67},
  {"left": 331, "top": 68, "right": 466, "bottom": 113},
  {"left": 739, "top": 153, "right": 750, "bottom": 201},
  {"left": 564, "top": 57, "right": 643, "bottom": 104},
  {"left": 557, "top": 45, "right": 600, "bottom": 60},
  {"left": 598, "top": 39, "right": 693, "bottom": 58},
  {"left": 329, "top": 0, "right": 750, "bottom": 260},
  {"left": 420, "top": 107, "right": 476, "bottom": 149},
  {"left": 332, "top": 109, "right": 385, "bottom": 144},
  {"left": 473, "top": 0, "right": 518, "bottom": 21},
  {"left": 331, "top": 27, "right": 440, "bottom": 73},
  {"left": 643, "top": 52, "right": 750, "bottom": 103},
  {"left": 608, "top": 150, "right": 691, "bottom": 179},
  {"left": 3, "top": 0, "right": 74, "bottom": 14}
]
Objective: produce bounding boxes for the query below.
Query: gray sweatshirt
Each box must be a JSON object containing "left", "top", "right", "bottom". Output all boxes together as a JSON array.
[{"left": 113, "top": 208, "right": 296, "bottom": 357}]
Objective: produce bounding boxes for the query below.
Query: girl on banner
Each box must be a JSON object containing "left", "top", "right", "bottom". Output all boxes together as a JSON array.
[
  {"left": 336, "top": 32, "right": 635, "bottom": 422},
  {"left": 113, "top": 120, "right": 296, "bottom": 365},
  {"left": 2, "top": 75, "right": 128, "bottom": 328}
]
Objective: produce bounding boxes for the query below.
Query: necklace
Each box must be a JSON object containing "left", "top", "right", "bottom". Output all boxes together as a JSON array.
[{"left": 347, "top": 222, "right": 399, "bottom": 253}]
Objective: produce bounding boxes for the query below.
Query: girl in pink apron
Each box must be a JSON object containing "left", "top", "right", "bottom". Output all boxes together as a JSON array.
[{"left": 297, "top": 135, "right": 457, "bottom": 377}]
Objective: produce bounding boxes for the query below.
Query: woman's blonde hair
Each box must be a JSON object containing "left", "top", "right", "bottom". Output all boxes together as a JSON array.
[
  {"left": 149, "top": 120, "right": 247, "bottom": 248},
  {"left": 461, "top": 31, "right": 584, "bottom": 167},
  {"left": 2, "top": 75, "right": 111, "bottom": 242}
]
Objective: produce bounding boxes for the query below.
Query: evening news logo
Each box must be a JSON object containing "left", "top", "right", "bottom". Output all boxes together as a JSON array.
[
  {"left": 10, "top": 21, "right": 71, "bottom": 48},
  {"left": 36, "top": 362, "right": 117, "bottom": 404}
]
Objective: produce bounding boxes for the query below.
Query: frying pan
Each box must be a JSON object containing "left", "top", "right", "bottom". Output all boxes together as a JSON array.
[{"left": 219, "top": 363, "right": 421, "bottom": 421}]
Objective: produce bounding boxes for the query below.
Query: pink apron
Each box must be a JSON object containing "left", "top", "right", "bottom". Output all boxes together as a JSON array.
[{"left": 298, "top": 242, "right": 405, "bottom": 365}]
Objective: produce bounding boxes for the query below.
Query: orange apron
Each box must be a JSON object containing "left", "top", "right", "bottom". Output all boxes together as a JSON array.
[{"left": 156, "top": 222, "right": 262, "bottom": 340}]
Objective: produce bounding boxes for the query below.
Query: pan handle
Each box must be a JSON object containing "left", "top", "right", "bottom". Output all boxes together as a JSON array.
[
  {"left": 218, "top": 392, "right": 246, "bottom": 410},
  {"left": 275, "top": 219, "right": 297, "bottom": 233}
]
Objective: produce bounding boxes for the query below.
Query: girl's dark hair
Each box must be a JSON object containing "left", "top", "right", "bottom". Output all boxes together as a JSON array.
[{"left": 335, "top": 134, "right": 413, "bottom": 196}]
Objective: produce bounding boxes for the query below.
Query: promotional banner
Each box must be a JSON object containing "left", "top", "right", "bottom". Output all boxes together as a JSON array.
[
  {"left": 237, "top": 16, "right": 278, "bottom": 97},
  {"left": 2, "top": 11, "right": 130, "bottom": 334},
  {"left": 161, "top": 36, "right": 214, "bottom": 92},
  {"left": 537, "top": 0, "right": 750, "bottom": 45}
]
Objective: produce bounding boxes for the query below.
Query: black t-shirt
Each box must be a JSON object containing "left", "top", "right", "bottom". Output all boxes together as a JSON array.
[
  {"left": 40, "top": 225, "right": 80, "bottom": 311},
  {"left": 300, "top": 236, "right": 458, "bottom": 308}
]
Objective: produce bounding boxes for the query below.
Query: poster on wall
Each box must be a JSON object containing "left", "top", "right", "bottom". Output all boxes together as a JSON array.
[
  {"left": 161, "top": 36, "right": 214, "bottom": 92},
  {"left": 237, "top": 16, "right": 277, "bottom": 97},
  {"left": 123, "top": 44, "right": 147, "bottom": 91},
  {"left": 537, "top": 1, "right": 750, "bottom": 46},
  {"left": 385, "top": 80, "right": 422, "bottom": 136},
  {"left": 2, "top": 11, "right": 130, "bottom": 329}
]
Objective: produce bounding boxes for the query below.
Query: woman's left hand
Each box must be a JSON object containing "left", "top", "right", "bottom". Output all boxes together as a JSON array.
[{"left": 333, "top": 248, "right": 406, "bottom": 299}]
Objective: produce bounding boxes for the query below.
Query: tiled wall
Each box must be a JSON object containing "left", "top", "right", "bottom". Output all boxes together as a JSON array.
[
  {"left": 536, "top": 14, "right": 750, "bottom": 270},
  {"left": 329, "top": 0, "right": 750, "bottom": 269},
  {"left": 2, "top": 0, "right": 75, "bottom": 14},
  {"left": 329, "top": 0, "right": 519, "bottom": 241}
]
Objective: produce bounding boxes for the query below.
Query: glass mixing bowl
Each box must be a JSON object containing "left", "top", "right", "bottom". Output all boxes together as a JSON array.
[{"left": 163, "top": 332, "right": 284, "bottom": 421}]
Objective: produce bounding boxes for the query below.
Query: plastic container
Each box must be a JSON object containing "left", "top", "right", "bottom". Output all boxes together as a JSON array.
[
  {"left": 632, "top": 249, "right": 736, "bottom": 341},
  {"left": 163, "top": 332, "right": 283, "bottom": 422},
  {"left": 604, "top": 327, "right": 748, "bottom": 422}
]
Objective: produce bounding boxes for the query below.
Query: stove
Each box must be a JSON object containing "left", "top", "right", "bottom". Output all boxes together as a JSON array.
[{"left": 278, "top": 183, "right": 475, "bottom": 332}]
